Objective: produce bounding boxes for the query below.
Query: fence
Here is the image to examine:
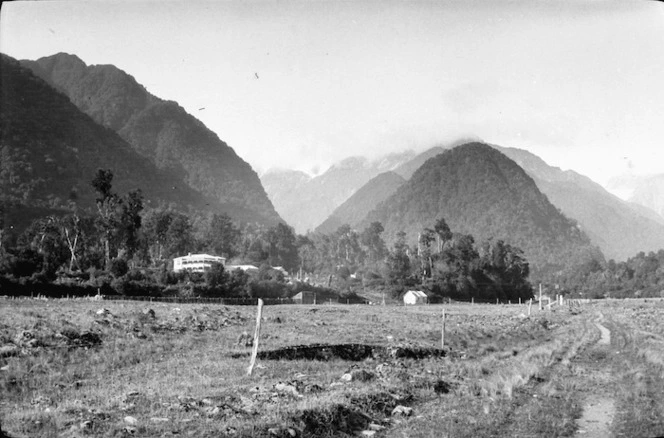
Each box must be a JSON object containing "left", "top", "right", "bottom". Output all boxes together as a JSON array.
[{"left": 100, "top": 296, "right": 295, "bottom": 306}]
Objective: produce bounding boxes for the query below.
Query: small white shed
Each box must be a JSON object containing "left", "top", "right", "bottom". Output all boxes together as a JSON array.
[{"left": 403, "top": 290, "right": 428, "bottom": 305}]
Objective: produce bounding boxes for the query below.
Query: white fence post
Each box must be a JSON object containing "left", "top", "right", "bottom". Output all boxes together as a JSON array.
[
  {"left": 247, "top": 298, "right": 264, "bottom": 376},
  {"left": 441, "top": 308, "right": 446, "bottom": 349}
]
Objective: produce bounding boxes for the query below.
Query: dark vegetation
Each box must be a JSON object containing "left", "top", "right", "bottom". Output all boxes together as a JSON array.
[
  {"left": 0, "top": 163, "right": 533, "bottom": 302},
  {"left": 363, "top": 143, "right": 605, "bottom": 280},
  {"left": 556, "top": 250, "right": 664, "bottom": 299},
  {"left": 20, "top": 52, "right": 282, "bottom": 226},
  {"left": 0, "top": 54, "right": 215, "bottom": 230}
]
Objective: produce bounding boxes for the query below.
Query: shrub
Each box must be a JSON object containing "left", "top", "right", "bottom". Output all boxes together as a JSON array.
[{"left": 110, "top": 258, "right": 129, "bottom": 277}]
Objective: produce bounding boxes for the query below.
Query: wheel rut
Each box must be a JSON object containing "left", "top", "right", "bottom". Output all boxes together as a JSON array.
[{"left": 574, "top": 314, "right": 616, "bottom": 437}]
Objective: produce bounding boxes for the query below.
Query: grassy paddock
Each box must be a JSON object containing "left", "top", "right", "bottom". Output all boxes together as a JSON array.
[{"left": 1, "top": 298, "right": 663, "bottom": 437}]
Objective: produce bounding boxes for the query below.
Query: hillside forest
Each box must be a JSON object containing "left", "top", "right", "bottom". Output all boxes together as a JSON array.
[
  {"left": 2, "top": 169, "right": 659, "bottom": 303},
  {"left": 0, "top": 169, "right": 532, "bottom": 302}
]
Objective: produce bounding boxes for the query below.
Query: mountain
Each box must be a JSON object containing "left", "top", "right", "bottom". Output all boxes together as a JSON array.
[
  {"left": 362, "top": 143, "right": 603, "bottom": 276},
  {"left": 316, "top": 171, "right": 406, "bottom": 234},
  {"left": 607, "top": 174, "right": 664, "bottom": 220},
  {"left": 629, "top": 176, "right": 664, "bottom": 219},
  {"left": 605, "top": 174, "right": 645, "bottom": 201},
  {"left": 21, "top": 53, "right": 281, "bottom": 226},
  {"left": 495, "top": 146, "right": 664, "bottom": 261},
  {"left": 261, "top": 151, "right": 415, "bottom": 233},
  {"left": 0, "top": 54, "right": 220, "bottom": 231}
]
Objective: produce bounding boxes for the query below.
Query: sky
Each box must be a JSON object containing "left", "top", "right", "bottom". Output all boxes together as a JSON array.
[{"left": 2, "top": 0, "right": 664, "bottom": 188}]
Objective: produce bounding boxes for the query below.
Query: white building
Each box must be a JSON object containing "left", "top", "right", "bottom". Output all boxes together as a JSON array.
[
  {"left": 403, "top": 290, "right": 428, "bottom": 305},
  {"left": 173, "top": 253, "right": 225, "bottom": 273}
]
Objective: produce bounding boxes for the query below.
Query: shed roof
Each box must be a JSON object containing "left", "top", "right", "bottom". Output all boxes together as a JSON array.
[{"left": 405, "top": 290, "right": 428, "bottom": 298}]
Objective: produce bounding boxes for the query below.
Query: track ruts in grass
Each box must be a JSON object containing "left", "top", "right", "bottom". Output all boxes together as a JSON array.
[
  {"left": 609, "top": 319, "right": 664, "bottom": 437},
  {"left": 483, "top": 316, "right": 596, "bottom": 438}
]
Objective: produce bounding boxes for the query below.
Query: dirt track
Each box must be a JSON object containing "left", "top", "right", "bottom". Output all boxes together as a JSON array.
[{"left": 575, "top": 316, "right": 615, "bottom": 437}]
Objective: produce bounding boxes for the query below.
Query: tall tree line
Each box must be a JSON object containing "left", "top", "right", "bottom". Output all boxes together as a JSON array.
[{"left": 0, "top": 169, "right": 532, "bottom": 301}]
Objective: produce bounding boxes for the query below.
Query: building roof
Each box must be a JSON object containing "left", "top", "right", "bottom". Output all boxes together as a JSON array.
[
  {"left": 226, "top": 264, "right": 259, "bottom": 271},
  {"left": 174, "top": 253, "right": 224, "bottom": 261},
  {"left": 405, "top": 290, "right": 428, "bottom": 298}
]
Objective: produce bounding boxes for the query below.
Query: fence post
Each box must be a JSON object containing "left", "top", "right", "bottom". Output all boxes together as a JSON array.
[
  {"left": 247, "top": 298, "right": 264, "bottom": 376},
  {"left": 441, "top": 308, "right": 446, "bottom": 349},
  {"left": 539, "top": 284, "right": 543, "bottom": 311},
  {"left": 528, "top": 299, "right": 532, "bottom": 316}
]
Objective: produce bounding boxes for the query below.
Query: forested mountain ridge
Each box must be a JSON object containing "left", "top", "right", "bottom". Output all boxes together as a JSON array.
[
  {"left": 362, "top": 142, "right": 603, "bottom": 277},
  {"left": 327, "top": 143, "right": 664, "bottom": 262},
  {"left": 21, "top": 53, "right": 282, "bottom": 226},
  {"left": 316, "top": 171, "right": 406, "bottom": 234},
  {"left": 496, "top": 146, "right": 664, "bottom": 261},
  {"left": 0, "top": 54, "right": 213, "bottom": 231},
  {"left": 261, "top": 151, "right": 415, "bottom": 233}
]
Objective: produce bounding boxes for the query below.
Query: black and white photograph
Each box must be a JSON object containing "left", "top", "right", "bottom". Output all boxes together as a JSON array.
[{"left": 1, "top": 0, "right": 664, "bottom": 436}]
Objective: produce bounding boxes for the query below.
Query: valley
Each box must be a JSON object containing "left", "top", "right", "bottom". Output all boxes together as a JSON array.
[{"left": 3, "top": 2, "right": 664, "bottom": 436}]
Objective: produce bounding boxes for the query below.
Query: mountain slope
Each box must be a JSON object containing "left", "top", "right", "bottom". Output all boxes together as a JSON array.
[
  {"left": 0, "top": 54, "right": 212, "bottom": 229},
  {"left": 21, "top": 53, "right": 281, "bottom": 226},
  {"left": 261, "top": 151, "right": 415, "bottom": 233},
  {"left": 316, "top": 171, "right": 406, "bottom": 234},
  {"left": 629, "top": 176, "right": 664, "bottom": 219},
  {"left": 496, "top": 146, "right": 664, "bottom": 261},
  {"left": 363, "top": 143, "right": 602, "bottom": 276}
]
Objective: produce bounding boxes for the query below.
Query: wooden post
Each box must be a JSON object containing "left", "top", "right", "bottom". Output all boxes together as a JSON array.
[
  {"left": 539, "top": 284, "right": 542, "bottom": 311},
  {"left": 471, "top": 297, "right": 474, "bottom": 305},
  {"left": 441, "top": 308, "right": 446, "bottom": 349},
  {"left": 519, "top": 297, "right": 521, "bottom": 305},
  {"left": 247, "top": 298, "right": 264, "bottom": 376},
  {"left": 528, "top": 299, "right": 532, "bottom": 316}
]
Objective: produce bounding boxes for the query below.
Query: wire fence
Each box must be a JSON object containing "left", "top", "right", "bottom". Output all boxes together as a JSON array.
[{"left": 101, "top": 295, "right": 295, "bottom": 306}]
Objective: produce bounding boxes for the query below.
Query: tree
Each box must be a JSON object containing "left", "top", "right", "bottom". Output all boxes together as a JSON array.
[
  {"left": 266, "top": 223, "right": 299, "bottom": 272},
  {"left": 360, "top": 222, "right": 388, "bottom": 265},
  {"left": 91, "top": 169, "right": 121, "bottom": 269},
  {"left": 60, "top": 214, "right": 82, "bottom": 272},
  {"left": 205, "top": 262, "right": 229, "bottom": 293},
  {"left": 205, "top": 213, "right": 240, "bottom": 258},
  {"left": 333, "top": 224, "right": 364, "bottom": 267},
  {"left": 478, "top": 239, "right": 531, "bottom": 300},
  {"left": 19, "top": 216, "right": 68, "bottom": 279},
  {"left": 164, "top": 213, "right": 195, "bottom": 258},
  {"left": 118, "top": 189, "right": 143, "bottom": 260},
  {"left": 434, "top": 218, "right": 452, "bottom": 253},
  {"left": 417, "top": 228, "right": 436, "bottom": 280},
  {"left": 433, "top": 233, "right": 479, "bottom": 300},
  {"left": 296, "top": 235, "right": 317, "bottom": 278},
  {"left": 386, "top": 231, "right": 411, "bottom": 287},
  {"left": 142, "top": 208, "right": 175, "bottom": 264}
]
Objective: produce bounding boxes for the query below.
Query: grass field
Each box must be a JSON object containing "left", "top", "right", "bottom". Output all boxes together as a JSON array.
[{"left": 2, "top": 297, "right": 664, "bottom": 437}]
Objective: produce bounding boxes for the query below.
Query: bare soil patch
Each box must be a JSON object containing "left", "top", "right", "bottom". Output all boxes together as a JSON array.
[{"left": 253, "top": 343, "right": 446, "bottom": 361}]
